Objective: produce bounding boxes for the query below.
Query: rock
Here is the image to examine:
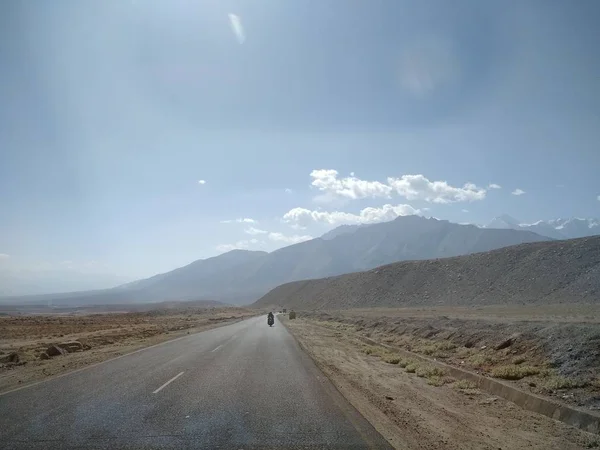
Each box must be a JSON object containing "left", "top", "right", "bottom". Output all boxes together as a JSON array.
[
  {"left": 385, "top": 396, "right": 394, "bottom": 401},
  {"left": 0, "top": 352, "right": 19, "bottom": 364},
  {"left": 39, "top": 352, "right": 50, "bottom": 360},
  {"left": 495, "top": 339, "right": 513, "bottom": 350},
  {"left": 46, "top": 345, "right": 67, "bottom": 357},
  {"left": 478, "top": 397, "right": 498, "bottom": 405},
  {"left": 60, "top": 341, "right": 84, "bottom": 353},
  {"left": 495, "top": 334, "right": 520, "bottom": 350}
]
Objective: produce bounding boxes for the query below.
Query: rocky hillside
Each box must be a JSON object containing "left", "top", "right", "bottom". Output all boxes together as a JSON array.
[{"left": 254, "top": 236, "right": 600, "bottom": 309}]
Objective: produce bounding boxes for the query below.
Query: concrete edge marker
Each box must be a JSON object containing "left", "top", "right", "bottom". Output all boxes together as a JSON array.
[{"left": 357, "top": 335, "right": 600, "bottom": 435}]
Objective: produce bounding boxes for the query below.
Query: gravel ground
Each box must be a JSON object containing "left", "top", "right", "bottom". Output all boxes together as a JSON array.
[
  {"left": 296, "top": 308, "right": 600, "bottom": 411},
  {"left": 285, "top": 317, "right": 600, "bottom": 449}
]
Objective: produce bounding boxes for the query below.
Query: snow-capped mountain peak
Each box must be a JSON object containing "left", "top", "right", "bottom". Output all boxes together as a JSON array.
[
  {"left": 486, "top": 215, "right": 600, "bottom": 240},
  {"left": 486, "top": 214, "right": 521, "bottom": 229}
]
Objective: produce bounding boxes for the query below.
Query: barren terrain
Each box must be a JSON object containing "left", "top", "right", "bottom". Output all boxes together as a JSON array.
[
  {"left": 0, "top": 306, "right": 256, "bottom": 393},
  {"left": 282, "top": 306, "right": 600, "bottom": 449},
  {"left": 255, "top": 236, "right": 600, "bottom": 309}
]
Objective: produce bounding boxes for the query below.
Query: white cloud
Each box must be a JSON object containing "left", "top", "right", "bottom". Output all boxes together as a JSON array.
[
  {"left": 244, "top": 226, "right": 267, "bottom": 235},
  {"left": 309, "top": 169, "right": 486, "bottom": 204},
  {"left": 488, "top": 183, "right": 501, "bottom": 189},
  {"left": 284, "top": 188, "right": 293, "bottom": 194},
  {"left": 228, "top": 13, "right": 245, "bottom": 44},
  {"left": 288, "top": 223, "right": 307, "bottom": 231},
  {"left": 597, "top": 195, "right": 600, "bottom": 201},
  {"left": 310, "top": 169, "right": 392, "bottom": 201},
  {"left": 0, "top": 253, "right": 9, "bottom": 259},
  {"left": 220, "top": 218, "right": 257, "bottom": 224},
  {"left": 511, "top": 189, "right": 526, "bottom": 196},
  {"left": 461, "top": 209, "right": 469, "bottom": 213},
  {"left": 387, "top": 175, "right": 486, "bottom": 203},
  {"left": 198, "top": 179, "right": 206, "bottom": 185},
  {"left": 283, "top": 204, "right": 420, "bottom": 227},
  {"left": 268, "top": 232, "right": 313, "bottom": 244},
  {"left": 216, "top": 244, "right": 238, "bottom": 252},
  {"left": 216, "top": 238, "right": 261, "bottom": 252}
]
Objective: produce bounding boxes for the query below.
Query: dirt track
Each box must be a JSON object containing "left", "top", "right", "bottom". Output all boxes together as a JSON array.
[{"left": 284, "top": 316, "right": 600, "bottom": 449}]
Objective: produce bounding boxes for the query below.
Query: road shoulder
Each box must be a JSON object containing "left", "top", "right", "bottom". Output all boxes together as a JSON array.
[{"left": 284, "top": 317, "right": 599, "bottom": 450}]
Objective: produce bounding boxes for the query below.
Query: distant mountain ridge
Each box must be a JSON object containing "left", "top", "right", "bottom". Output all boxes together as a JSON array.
[
  {"left": 0, "top": 268, "right": 132, "bottom": 297},
  {"left": 485, "top": 215, "right": 599, "bottom": 240},
  {"left": 2, "top": 215, "right": 552, "bottom": 306},
  {"left": 320, "top": 224, "right": 366, "bottom": 240}
]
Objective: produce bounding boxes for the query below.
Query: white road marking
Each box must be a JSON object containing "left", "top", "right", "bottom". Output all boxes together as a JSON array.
[
  {"left": 211, "top": 334, "right": 238, "bottom": 352},
  {"left": 152, "top": 371, "right": 185, "bottom": 394}
]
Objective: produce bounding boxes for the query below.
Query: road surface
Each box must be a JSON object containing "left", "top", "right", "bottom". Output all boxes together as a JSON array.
[{"left": 0, "top": 315, "right": 391, "bottom": 449}]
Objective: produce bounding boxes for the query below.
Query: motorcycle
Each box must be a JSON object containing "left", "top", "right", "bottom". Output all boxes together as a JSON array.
[{"left": 267, "top": 314, "right": 274, "bottom": 327}]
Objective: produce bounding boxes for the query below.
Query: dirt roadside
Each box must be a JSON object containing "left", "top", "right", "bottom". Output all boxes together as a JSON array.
[
  {"left": 283, "top": 317, "right": 600, "bottom": 449},
  {"left": 0, "top": 307, "right": 256, "bottom": 393},
  {"left": 298, "top": 306, "right": 600, "bottom": 411}
]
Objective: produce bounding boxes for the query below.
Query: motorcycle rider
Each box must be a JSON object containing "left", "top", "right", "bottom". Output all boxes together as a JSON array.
[{"left": 267, "top": 311, "right": 274, "bottom": 325}]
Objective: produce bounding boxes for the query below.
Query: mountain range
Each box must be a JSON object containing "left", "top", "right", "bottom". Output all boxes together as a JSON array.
[
  {"left": 485, "top": 215, "right": 599, "bottom": 240},
  {"left": 1, "top": 215, "right": 551, "bottom": 306}
]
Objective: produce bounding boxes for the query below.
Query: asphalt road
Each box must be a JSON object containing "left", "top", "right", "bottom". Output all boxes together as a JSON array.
[{"left": 0, "top": 315, "right": 391, "bottom": 449}]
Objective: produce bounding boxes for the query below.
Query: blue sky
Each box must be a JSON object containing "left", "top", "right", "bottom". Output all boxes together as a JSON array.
[{"left": 1, "top": 0, "right": 599, "bottom": 288}]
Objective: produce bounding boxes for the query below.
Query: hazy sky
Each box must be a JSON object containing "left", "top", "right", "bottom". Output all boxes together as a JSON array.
[{"left": 1, "top": 0, "right": 599, "bottom": 286}]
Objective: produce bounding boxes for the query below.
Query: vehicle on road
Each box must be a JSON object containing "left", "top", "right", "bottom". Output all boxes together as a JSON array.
[{"left": 268, "top": 312, "right": 274, "bottom": 327}]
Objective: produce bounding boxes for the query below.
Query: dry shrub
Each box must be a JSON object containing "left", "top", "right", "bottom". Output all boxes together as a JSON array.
[
  {"left": 454, "top": 379, "right": 478, "bottom": 390},
  {"left": 384, "top": 355, "right": 402, "bottom": 365},
  {"left": 543, "top": 375, "right": 587, "bottom": 390},
  {"left": 491, "top": 364, "right": 540, "bottom": 380},
  {"left": 427, "top": 376, "right": 444, "bottom": 386},
  {"left": 405, "top": 363, "right": 418, "bottom": 373},
  {"left": 415, "top": 340, "right": 457, "bottom": 358},
  {"left": 416, "top": 365, "right": 446, "bottom": 378},
  {"left": 468, "top": 353, "right": 498, "bottom": 367}
]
